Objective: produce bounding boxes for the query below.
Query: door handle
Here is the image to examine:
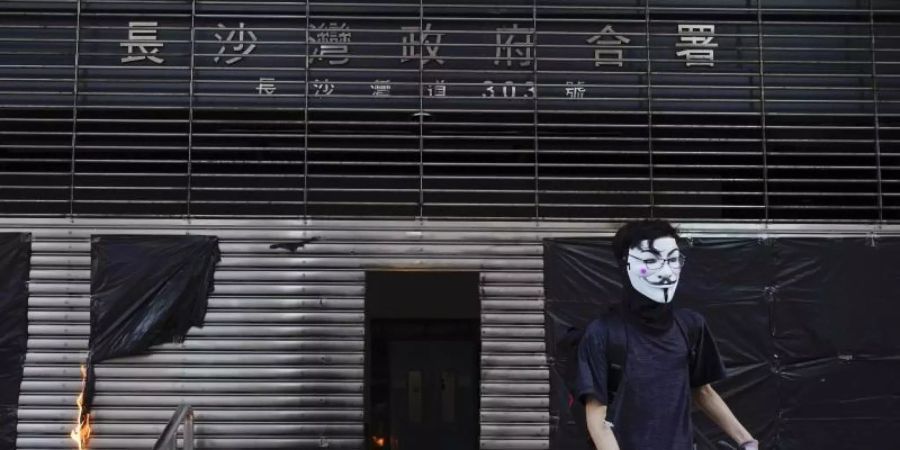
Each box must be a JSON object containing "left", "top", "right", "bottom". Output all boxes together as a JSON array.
[
  {"left": 441, "top": 371, "right": 455, "bottom": 423},
  {"left": 408, "top": 370, "right": 422, "bottom": 424}
]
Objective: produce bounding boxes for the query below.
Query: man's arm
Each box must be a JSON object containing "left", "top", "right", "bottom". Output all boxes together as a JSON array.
[
  {"left": 584, "top": 397, "right": 620, "bottom": 450},
  {"left": 692, "top": 384, "right": 757, "bottom": 449}
]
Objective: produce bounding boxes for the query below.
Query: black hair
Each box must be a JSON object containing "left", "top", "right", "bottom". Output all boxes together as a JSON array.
[{"left": 611, "top": 219, "right": 680, "bottom": 263}]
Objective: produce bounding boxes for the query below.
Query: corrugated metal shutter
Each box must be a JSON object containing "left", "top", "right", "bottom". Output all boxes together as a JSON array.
[
  {"left": 481, "top": 269, "right": 548, "bottom": 449},
  {"left": 15, "top": 220, "right": 366, "bottom": 449},
  {"left": 1, "top": 218, "right": 550, "bottom": 449}
]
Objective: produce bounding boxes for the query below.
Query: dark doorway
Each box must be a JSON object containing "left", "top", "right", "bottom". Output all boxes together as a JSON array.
[{"left": 365, "top": 272, "right": 480, "bottom": 450}]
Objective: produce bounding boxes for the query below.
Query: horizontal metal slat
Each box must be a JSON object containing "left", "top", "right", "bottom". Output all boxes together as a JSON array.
[
  {"left": 18, "top": 422, "right": 363, "bottom": 436},
  {"left": 5, "top": 226, "right": 582, "bottom": 242},
  {"left": 482, "top": 369, "right": 549, "bottom": 381},
  {"left": 482, "top": 313, "right": 545, "bottom": 325},
  {"left": 482, "top": 341, "right": 545, "bottom": 353},
  {"left": 29, "top": 254, "right": 543, "bottom": 270},
  {"left": 482, "top": 299, "right": 545, "bottom": 311},
  {"left": 17, "top": 408, "right": 364, "bottom": 422},
  {"left": 27, "top": 311, "right": 365, "bottom": 324},
  {"left": 482, "top": 354, "right": 547, "bottom": 367},
  {"left": 482, "top": 424, "right": 550, "bottom": 438},
  {"left": 24, "top": 367, "right": 364, "bottom": 379},
  {"left": 28, "top": 296, "right": 366, "bottom": 310},
  {"left": 28, "top": 324, "right": 365, "bottom": 337},
  {"left": 30, "top": 241, "right": 544, "bottom": 257},
  {"left": 28, "top": 283, "right": 366, "bottom": 297},
  {"left": 482, "top": 326, "right": 544, "bottom": 339},
  {"left": 481, "top": 285, "right": 544, "bottom": 297},
  {"left": 479, "top": 439, "right": 550, "bottom": 450},
  {"left": 481, "top": 383, "right": 549, "bottom": 396},
  {"left": 21, "top": 380, "right": 364, "bottom": 394},
  {"left": 26, "top": 352, "right": 363, "bottom": 366},
  {"left": 18, "top": 394, "right": 363, "bottom": 408},
  {"left": 481, "top": 271, "right": 543, "bottom": 284},
  {"left": 16, "top": 437, "right": 364, "bottom": 449},
  {"left": 480, "top": 396, "right": 549, "bottom": 409},
  {"left": 481, "top": 411, "right": 549, "bottom": 423}
]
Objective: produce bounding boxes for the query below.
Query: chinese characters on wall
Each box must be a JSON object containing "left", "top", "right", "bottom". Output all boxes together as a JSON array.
[{"left": 117, "top": 21, "right": 721, "bottom": 98}]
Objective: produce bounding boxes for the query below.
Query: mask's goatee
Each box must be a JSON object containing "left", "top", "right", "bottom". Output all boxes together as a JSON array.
[{"left": 621, "top": 270, "right": 674, "bottom": 332}]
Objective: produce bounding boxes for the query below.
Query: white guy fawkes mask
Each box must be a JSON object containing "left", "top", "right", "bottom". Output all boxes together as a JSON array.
[{"left": 625, "top": 237, "right": 683, "bottom": 304}]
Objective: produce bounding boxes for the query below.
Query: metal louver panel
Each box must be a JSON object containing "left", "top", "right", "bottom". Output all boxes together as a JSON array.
[{"left": 2, "top": 1, "right": 900, "bottom": 221}]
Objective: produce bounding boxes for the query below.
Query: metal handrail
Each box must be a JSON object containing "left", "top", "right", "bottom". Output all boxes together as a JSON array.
[{"left": 152, "top": 404, "right": 194, "bottom": 450}]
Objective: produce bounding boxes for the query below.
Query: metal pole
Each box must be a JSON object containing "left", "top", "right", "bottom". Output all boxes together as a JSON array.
[
  {"left": 419, "top": 0, "right": 425, "bottom": 218},
  {"left": 758, "top": 0, "right": 770, "bottom": 221},
  {"left": 645, "top": 2, "right": 655, "bottom": 218},
  {"left": 68, "top": 0, "right": 82, "bottom": 216},
  {"left": 184, "top": 409, "right": 194, "bottom": 450},
  {"left": 187, "top": 0, "right": 197, "bottom": 217},
  {"left": 869, "top": 0, "right": 884, "bottom": 222},
  {"left": 303, "top": 0, "right": 311, "bottom": 217},
  {"left": 532, "top": 0, "right": 540, "bottom": 219}
]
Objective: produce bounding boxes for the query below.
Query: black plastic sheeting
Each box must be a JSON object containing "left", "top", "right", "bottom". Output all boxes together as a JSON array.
[
  {"left": 81, "top": 235, "right": 221, "bottom": 426},
  {"left": 544, "top": 237, "right": 900, "bottom": 450},
  {"left": 0, "top": 233, "right": 30, "bottom": 450}
]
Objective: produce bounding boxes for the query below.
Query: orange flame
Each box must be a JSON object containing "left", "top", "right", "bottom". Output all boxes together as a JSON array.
[
  {"left": 371, "top": 435, "right": 386, "bottom": 447},
  {"left": 69, "top": 365, "right": 92, "bottom": 450}
]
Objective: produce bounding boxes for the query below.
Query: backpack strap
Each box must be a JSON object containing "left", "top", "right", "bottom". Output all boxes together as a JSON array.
[
  {"left": 673, "top": 311, "right": 699, "bottom": 367},
  {"left": 604, "top": 312, "right": 628, "bottom": 425}
]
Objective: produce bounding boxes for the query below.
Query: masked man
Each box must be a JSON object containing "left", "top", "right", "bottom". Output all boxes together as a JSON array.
[{"left": 576, "top": 220, "right": 758, "bottom": 450}]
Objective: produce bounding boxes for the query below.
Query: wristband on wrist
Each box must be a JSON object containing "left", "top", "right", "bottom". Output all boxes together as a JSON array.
[{"left": 738, "top": 439, "right": 759, "bottom": 450}]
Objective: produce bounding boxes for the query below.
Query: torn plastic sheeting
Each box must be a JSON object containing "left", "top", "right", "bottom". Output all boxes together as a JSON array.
[
  {"left": 0, "top": 233, "right": 31, "bottom": 450},
  {"left": 543, "top": 238, "right": 624, "bottom": 450},
  {"left": 778, "top": 356, "right": 900, "bottom": 420},
  {"left": 778, "top": 418, "right": 900, "bottom": 449},
  {"left": 543, "top": 238, "right": 622, "bottom": 306},
  {"left": 90, "top": 235, "right": 220, "bottom": 362},
  {"left": 676, "top": 238, "right": 774, "bottom": 367},
  {"left": 776, "top": 355, "right": 900, "bottom": 449},
  {"left": 773, "top": 238, "right": 900, "bottom": 363},
  {"left": 78, "top": 235, "right": 220, "bottom": 445}
]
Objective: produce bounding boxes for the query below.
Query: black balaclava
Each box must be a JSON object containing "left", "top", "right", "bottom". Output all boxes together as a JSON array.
[{"left": 620, "top": 274, "right": 674, "bottom": 333}]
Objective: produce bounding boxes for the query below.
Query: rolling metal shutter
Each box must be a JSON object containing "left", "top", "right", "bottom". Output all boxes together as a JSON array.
[
  {"left": 2, "top": 1, "right": 899, "bottom": 221},
  {"left": 1, "top": 218, "right": 549, "bottom": 450}
]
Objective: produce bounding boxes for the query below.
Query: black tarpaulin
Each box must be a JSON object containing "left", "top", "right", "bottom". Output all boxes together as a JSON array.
[
  {"left": 771, "top": 238, "right": 900, "bottom": 449},
  {"left": 78, "top": 235, "right": 220, "bottom": 441},
  {"left": 544, "top": 237, "right": 900, "bottom": 450},
  {"left": 543, "top": 238, "right": 626, "bottom": 450},
  {"left": 0, "top": 233, "right": 31, "bottom": 450}
]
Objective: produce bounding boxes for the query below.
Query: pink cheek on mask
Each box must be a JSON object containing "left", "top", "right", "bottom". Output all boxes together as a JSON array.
[{"left": 640, "top": 268, "right": 647, "bottom": 275}]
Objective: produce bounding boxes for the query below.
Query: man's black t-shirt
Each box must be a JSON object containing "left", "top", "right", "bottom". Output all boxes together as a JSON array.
[{"left": 575, "top": 308, "right": 726, "bottom": 450}]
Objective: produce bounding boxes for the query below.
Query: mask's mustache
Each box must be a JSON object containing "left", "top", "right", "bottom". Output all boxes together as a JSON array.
[{"left": 648, "top": 276, "right": 677, "bottom": 286}]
